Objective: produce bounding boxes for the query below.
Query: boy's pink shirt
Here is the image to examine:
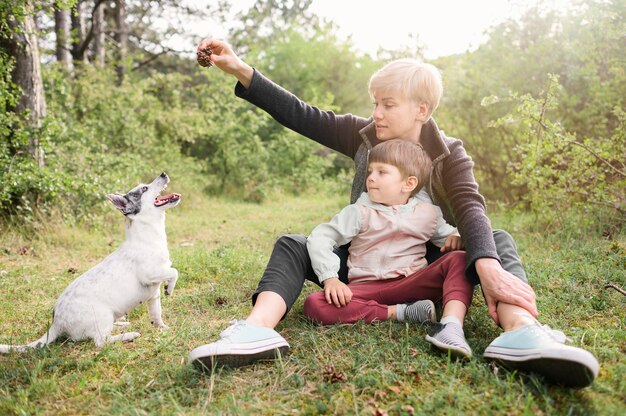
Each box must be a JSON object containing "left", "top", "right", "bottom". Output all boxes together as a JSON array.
[
  {"left": 347, "top": 197, "right": 438, "bottom": 283},
  {"left": 307, "top": 191, "right": 457, "bottom": 284}
]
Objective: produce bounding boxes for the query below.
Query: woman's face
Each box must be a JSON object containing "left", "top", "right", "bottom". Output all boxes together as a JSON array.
[{"left": 371, "top": 90, "right": 425, "bottom": 143}]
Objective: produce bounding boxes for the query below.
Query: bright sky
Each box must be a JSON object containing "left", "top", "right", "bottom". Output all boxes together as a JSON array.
[
  {"left": 180, "top": 0, "right": 576, "bottom": 59},
  {"left": 306, "top": 0, "right": 565, "bottom": 58}
]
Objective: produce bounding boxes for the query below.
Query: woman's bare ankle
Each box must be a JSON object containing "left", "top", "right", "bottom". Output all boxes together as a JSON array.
[{"left": 498, "top": 303, "right": 536, "bottom": 331}]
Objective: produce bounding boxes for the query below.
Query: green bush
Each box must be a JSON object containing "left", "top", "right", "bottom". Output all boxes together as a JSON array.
[
  {"left": 0, "top": 63, "right": 200, "bottom": 221},
  {"left": 494, "top": 75, "right": 625, "bottom": 231},
  {"left": 436, "top": 0, "right": 625, "bottom": 206},
  {"left": 0, "top": 50, "right": 60, "bottom": 218},
  {"left": 1, "top": 57, "right": 350, "bottom": 221},
  {"left": 183, "top": 70, "right": 350, "bottom": 202}
]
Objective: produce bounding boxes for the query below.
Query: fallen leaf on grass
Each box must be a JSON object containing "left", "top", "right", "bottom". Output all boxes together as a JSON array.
[
  {"left": 214, "top": 297, "right": 228, "bottom": 306},
  {"left": 402, "top": 405, "right": 415, "bottom": 415},
  {"left": 322, "top": 364, "right": 346, "bottom": 383}
]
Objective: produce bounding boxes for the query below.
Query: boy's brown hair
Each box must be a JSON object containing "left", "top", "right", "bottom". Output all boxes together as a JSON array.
[{"left": 369, "top": 139, "right": 432, "bottom": 197}]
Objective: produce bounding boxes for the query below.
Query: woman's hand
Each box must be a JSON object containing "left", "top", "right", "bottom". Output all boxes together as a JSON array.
[
  {"left": 196, "top": 38, "right": 254, "bottom": 88},
  {"left": 476, "top": 258, "right": 538, "bottom": 325},
  {"left": 322, "top": 277, "right": 353, "bottom": 308}
]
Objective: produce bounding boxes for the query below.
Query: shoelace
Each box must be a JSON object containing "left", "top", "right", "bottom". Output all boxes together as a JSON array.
[
  {"left": 537, "top": 322, "right": 571, "bottom": 344},
  {"left": 219, "top": 319, "right": 245, "bottom": 340}
]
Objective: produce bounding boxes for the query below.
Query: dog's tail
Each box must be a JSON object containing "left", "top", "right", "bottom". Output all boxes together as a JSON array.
[{"left": 0, "top": 325, "right": 61, "bottom": 353}]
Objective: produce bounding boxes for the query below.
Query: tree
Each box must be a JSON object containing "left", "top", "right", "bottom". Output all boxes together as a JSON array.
[
  {"left": 0, "top": 0, "right": 47, "bottom": 167},
  {"left": 71, "top": 0, "right": 89, "bottom": 63},
  {"left": 92, "top": 0, "right": 104, "bottom": 67},
  {"left": 113, "top": 0, "right": 127, "bottom": 84},
  {"left": 54, "top": 6, "right": 73, "bottom": 70},
  {"left": 217, "top": 0, "right": 378, "bottom": 178}
]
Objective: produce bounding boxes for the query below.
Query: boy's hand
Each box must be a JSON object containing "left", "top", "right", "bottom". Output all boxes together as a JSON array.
[
  {"left": 322, "top": 277, "right": 353, "bottom": 308},
  {"left": 441, "top": 234, "right": 464, "bottom": 252}
]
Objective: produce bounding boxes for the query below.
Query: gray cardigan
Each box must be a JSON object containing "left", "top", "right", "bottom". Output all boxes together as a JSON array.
[{"left": 234, "top": 69, "right": 499, "bottom": 280}]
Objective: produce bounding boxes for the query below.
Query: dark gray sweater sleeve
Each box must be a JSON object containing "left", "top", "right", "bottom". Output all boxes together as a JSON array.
[
  {"left": 441, "top": 139, "right": 499, "bottom": 276},
  {"left": 234, "top": 69, "right": 366, "bottom": 159}
]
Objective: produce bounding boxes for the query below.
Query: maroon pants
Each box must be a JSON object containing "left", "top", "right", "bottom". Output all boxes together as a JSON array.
[{"left": 303, "top": 250, "right": 473, "bottom": 325}]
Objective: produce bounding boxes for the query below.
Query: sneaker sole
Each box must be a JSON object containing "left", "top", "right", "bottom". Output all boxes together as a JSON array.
[
  {"left": 189, "top": 341, "right": 290, "bottom": 370},
  {"left": 425, "top": 334, "right": 472, "bottom": 360},
  {"left": 483, "top": 345, "right": 599, "bottom": 388}
]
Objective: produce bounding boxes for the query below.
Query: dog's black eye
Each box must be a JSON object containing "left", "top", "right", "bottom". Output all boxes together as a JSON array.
[{"left": 141, "top": 186, "right": 148, "bottom": 193}]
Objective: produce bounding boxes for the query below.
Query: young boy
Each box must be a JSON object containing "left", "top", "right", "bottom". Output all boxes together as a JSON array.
[{"left": 304, "top": 139, "right": 474, "bottom": 359}]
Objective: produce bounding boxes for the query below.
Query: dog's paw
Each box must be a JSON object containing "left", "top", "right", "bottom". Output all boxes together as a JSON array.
[
  {"left": 156, "top": 323, "right": 170, "bottom": 331},
  {"left": 114, "top": 315, "right": 131, "bottom": 326},
  {"left": 100, "top": 332, "right": 141, "bottom": 345},
  {"left": 164, "top": 282, "right": 177, "bottom": 296},
  {"left": 122, "top": 332, "right": 141, "bottom": 342}
]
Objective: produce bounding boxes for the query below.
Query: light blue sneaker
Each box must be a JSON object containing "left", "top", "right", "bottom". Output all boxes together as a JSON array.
[
  {"left": 483, "top": 322, "right": 599, "bottom": 387},
  {"left": 188, "top": 320, "right": 290, "bottom": 370}
]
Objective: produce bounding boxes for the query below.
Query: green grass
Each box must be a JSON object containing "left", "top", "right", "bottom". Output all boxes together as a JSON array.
[{"left": 0, "top": 187, "right": 624, "bottom": 415}]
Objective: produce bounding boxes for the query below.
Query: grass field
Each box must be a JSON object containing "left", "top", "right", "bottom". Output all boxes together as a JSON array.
[{"left": 0, "top": 184, "right": 625, "bottom": 415}]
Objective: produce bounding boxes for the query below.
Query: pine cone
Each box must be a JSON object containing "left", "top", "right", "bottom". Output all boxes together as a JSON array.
[{"left": 197, "top": 46, "right": 213, "bottom": 67}]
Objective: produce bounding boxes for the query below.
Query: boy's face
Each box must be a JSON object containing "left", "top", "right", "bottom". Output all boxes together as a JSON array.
[
  {"left": 366, "top": 162, "right": 415, "bottom": 206},
  {"left": 371, "top": 90, "right": 426, "bottom": 142}
]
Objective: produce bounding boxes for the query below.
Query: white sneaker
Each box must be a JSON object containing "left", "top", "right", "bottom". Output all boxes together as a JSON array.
[
  {"left": 483, "top": 322, "right": 599, "bottom": 387},
  {"left": 188, "top": 320, "right": 290, "bottom": 370}
]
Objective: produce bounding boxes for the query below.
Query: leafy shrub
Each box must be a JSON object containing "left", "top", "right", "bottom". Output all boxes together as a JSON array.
[
  {"left": 436, "top": 0, "right": 626, "bottom": 205},
  {"left": 0, "top": 50, "right": 61, "bottom": 218},
  {"left": 183, "top": 70, "right": 350, "bottom": 202},
  {"left": 0, "top": 63, "right": 202, "bottom": 221},
  {"left": 494, "top": 75, "right": 625, "bottom": 231}
]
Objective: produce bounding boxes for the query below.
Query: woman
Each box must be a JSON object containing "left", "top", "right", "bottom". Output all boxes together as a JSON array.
[{"left": 187, "top": 39, "right": 598, "bottom": 388}]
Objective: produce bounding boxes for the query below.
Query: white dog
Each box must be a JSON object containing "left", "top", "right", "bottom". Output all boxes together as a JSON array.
[{"left": 0, "top": 173, "right": 181, "bottom": 352}]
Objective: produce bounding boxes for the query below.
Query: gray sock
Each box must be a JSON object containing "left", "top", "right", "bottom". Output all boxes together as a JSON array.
[{"left": 397, "top": 300, "right": 436, "bottom": 323}]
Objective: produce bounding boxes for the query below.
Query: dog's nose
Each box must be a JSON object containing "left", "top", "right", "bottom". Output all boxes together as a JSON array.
[{"left": 160, "top": 172, "right": 168, "bottom": 178}]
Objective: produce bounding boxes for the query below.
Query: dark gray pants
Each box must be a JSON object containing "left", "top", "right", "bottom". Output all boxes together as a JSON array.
[{"left": 252, "top": 230, "right": 527, "bottom": 317}]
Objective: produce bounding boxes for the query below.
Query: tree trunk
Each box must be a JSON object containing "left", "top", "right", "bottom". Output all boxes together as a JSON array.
[
  {"left": 54, "top": 7, "right": 73, "bottom": 70},
  {"left": 93, "top": 1, "right": 105, "bottom": 67},
  {"left": 1, "top": 1, "right": 47, "bottom": 167},
  {"left": 114, "top": 0, "right": 127, "bottom": 85},
  {"left": 71, "top": 0, "right": 89, "bottom": 63}
]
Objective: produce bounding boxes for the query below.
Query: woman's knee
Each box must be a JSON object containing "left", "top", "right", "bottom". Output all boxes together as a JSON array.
[
  {"left": 493, "top": 229, "right": 518, "bottom": 250},
  {"left": 492, "top": 229, "right": 528, "bottom": 283},
  {"left": 275, "top": 234, "right": 307, "bottom": 252},
  {"left": 272, "top": 234, "right": 310, "bottom": 271}
]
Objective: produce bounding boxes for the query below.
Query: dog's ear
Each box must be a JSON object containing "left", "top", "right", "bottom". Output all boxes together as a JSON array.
[{"left": 106, "top": 194, "right": 129, "bottom": 214}]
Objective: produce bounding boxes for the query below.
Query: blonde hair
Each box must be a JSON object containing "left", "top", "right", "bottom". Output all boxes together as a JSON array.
[
  {"left": 368, "top": 59, "right": 443, "bottom": 118},
  {"left": 369, "top": 139, "right": 432, "bottom": 196}
]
